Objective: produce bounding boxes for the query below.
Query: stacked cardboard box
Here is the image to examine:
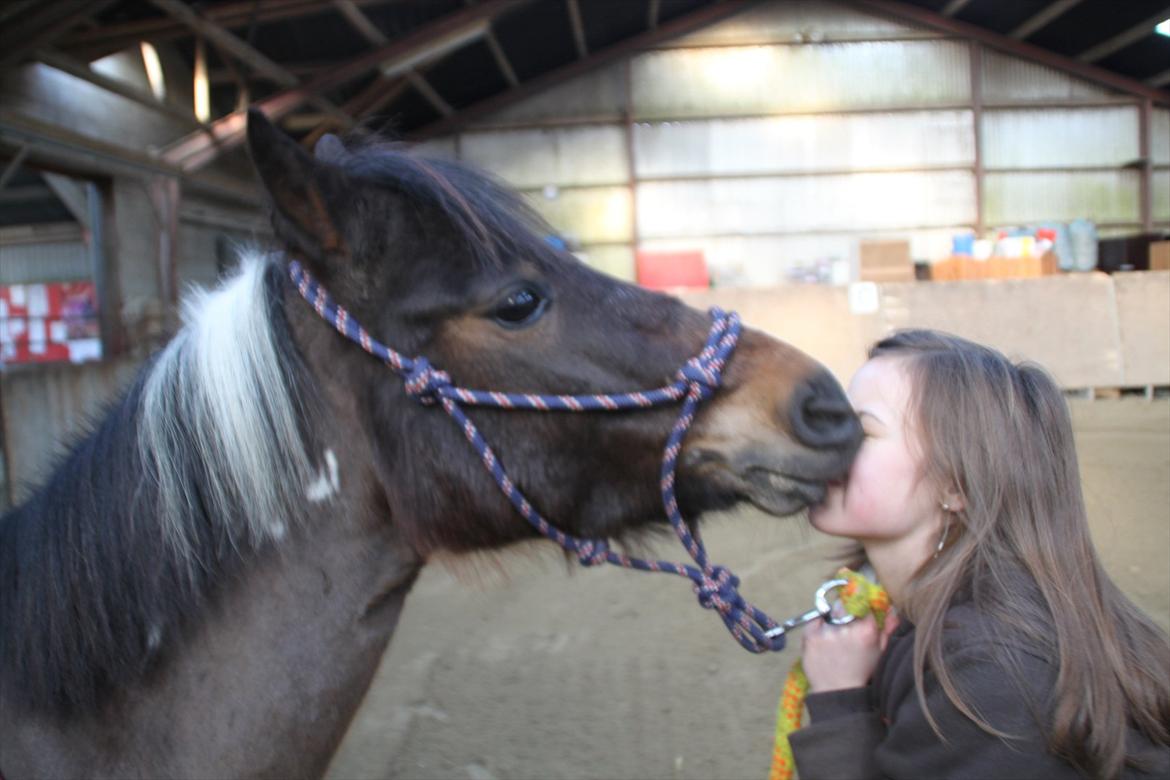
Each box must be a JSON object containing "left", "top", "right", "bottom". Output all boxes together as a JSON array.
[{"left": 859, "top": 240, "right": 914, "bottom": 283}]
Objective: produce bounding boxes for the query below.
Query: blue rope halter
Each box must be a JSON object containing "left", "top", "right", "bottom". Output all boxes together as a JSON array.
[{"left": 290, "top": 260, "right": 787, "bottom": 653}]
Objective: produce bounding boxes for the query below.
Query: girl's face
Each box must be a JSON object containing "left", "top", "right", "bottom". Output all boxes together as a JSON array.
[{"left": 809, "top": 357, "right": 942, "bottom": 546}]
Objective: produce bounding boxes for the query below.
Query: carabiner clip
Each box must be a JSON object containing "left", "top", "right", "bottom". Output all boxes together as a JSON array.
[{"left": 764, "top": 578, "right": 856, "bottom": 639}]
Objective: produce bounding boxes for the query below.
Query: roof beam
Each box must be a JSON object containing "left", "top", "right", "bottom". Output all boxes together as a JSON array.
[
  {"left": 484, "top": 29, "right": 520, "bottom": 87},
  {"left": 1148, "top": 68, "right": 1170, "bottom": 88},
  {"left": 62, "top": 0, "right": 374, "bottom": 62},
  {"left": 34, "top": 48, "right": 211, "bottom": 130},
  {"left": 413, "top": 0, "right": 754, "bottom": 139},
  {"left": 567, "top": 0, "right": 588, "bottom": 58},
  {"left": 407, "top": 71, "right": 455, "bottom": 116},
  {"left": 941, "top": 0, "right": 973, "bottom": 17},
  {"left": 147, "top": 0, "right": 352, "bottom": 126},
  {"left": 334, "top": 0, "right": 389, "bottom": 46},
  {"left": 1009, "top": 0, "right": 1086, "bottom": 40},
  {"left": 0, "top": 146, "right": 30, "bottom": 193},
  {"left": 0, "top": 110, "right": 256, "bottom": 204},
  {"left": 0, "top": 0, "right": 119, "bottom": 69},
  {"left": 161, "top": 0, "right": 529, "bottom": 172},
  {"left": 300, "top": 75, "right": 410, "bottom": 148},
  {"left": 852, "top": 1, "right": 1170, "bottom": 106},
  {"left": 1077, "top": 6, "right": 1170, "bottom": 63}
]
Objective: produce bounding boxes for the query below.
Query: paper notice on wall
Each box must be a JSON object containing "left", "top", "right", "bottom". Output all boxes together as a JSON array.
[
  {"left": 848, "top": 282, "right": 880, "bottom": 315},
  {"left": 27, "top": 284, "right": 49, "bottom": 317},
  {"left": 68, "top": 338, "right": 102, "bottom": 363},
  {"left": 9, "top": 285, "right": 26, "bottom": 307},
  {"left": 27, "top": 317, "right": 45, "bottom": 343},
  {"left": 49, "top": 320, "right": 68, "bottom": 342}
]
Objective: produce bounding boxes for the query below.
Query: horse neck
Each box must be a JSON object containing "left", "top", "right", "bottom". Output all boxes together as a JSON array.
[{"left": 2, "top": 284, "right": 423, "bottom": 780}]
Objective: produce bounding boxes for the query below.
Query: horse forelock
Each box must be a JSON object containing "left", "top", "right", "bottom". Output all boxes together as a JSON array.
[{"left": 140, "top": 251, "right": 318, "bottom": 570}]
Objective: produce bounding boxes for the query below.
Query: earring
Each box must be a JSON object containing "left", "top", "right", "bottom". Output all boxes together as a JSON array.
[
  {"left": 941, "top": 501, "right": 951, "bottom": 511},
  {"left": 934, "top": 517, "right": 950, "bottom": 556}
]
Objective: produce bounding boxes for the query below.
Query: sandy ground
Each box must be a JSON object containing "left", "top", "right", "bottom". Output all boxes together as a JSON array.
[{"left": 326, "top": 399, "right": 1170, "bottom": 780}]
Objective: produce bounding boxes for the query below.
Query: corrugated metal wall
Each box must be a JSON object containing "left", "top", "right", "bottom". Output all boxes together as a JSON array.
[{"left": 432, "top": 0, "right": 1169, "bottom": 285}]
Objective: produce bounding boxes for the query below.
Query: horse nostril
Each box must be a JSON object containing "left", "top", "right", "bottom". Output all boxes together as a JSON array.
[{"left": 789, "top": 371, "right": 861, "bottom": 450}]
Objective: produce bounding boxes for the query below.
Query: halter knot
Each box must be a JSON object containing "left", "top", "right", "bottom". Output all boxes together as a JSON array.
[
  {"left": 693, "top": 565, "right": 744, "bottom": 614},
  {"left": 677, "top": 356, "right": 723, "bottom": 400},
  {"left": 575, "top": 539, "right": 610, "bottom": 567},
  {"left": 403, "top": 357, "right": 452, "bottom": 405}
]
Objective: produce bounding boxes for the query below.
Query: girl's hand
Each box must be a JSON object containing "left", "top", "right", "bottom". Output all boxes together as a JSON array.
[{"left": 801, "top": 612, "right": 899, "bottom": 693}]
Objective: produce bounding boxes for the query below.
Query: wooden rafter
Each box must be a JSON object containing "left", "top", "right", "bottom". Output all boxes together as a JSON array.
[
  {"left": 160, "top": 0, "right": 529, "bottom": 172},
  {"left": 413, "top": 0, "right": 754, "bottom": 139},
  {"left": 147, "top": 0, "right": 352, "bottom": 126},
  {"left": 484, "top": 29, "right": 520, "bottom": 87},
  {"left": 941, "top": 0, "right": 973, "bottom": 17},
  {"left": 1009, "top": 0, "right": 1086, "bottom": 40},
  {"left": 34, "top": 48, "right": 213, "bottom": 131},
  {"left": 0, "top": 0, "right": 120, "bottom": 69},
  {"left": 61, "top": 0, "right": 382, "bottom": 62},
  {"left": 1077, "top": 6, "right": 1170, "bottom": 63},
  {"left": 568, "top": 0, "right": 588, "bottom": 58},
  {"left": 853, "top": 1, "right": 1170, "bottom": 105}
]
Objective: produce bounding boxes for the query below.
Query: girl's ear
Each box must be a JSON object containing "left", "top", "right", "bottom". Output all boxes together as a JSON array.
[
  {"left": 246, "top": 109, "right": 348, "bottom": 267},
  {"left": 941, "top": 485, "right": 966, "bottom": 513}
]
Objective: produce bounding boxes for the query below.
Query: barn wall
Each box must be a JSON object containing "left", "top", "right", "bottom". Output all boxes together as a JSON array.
[{"left": 435, "top": 0, "right": 1169, "bottom": 285}]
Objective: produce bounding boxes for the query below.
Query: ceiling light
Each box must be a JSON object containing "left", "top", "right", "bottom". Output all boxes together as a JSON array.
[{"left": 1156, "top": 18, "right": 1170, "bottom": 37}]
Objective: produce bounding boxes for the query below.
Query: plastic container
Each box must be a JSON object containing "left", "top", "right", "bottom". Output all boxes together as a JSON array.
[{"left": 1069, "top": 219, "right": 1098, "bottom": 272}]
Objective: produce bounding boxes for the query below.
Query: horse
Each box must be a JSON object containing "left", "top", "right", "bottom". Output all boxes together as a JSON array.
[{"left": 0, "top": 110, "right": 861, "bottom": 779}]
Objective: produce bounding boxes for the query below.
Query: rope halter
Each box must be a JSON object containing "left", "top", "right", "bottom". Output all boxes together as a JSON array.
[{"left": 289, "top": 259, "right": 788, "bottom": 653}]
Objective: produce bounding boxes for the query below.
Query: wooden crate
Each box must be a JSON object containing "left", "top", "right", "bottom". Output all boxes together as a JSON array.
[{"left": 929, "top": 251, "right": 1059, "bottom": 281}]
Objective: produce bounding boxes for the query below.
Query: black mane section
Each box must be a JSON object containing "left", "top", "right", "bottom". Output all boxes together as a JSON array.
[
  {"left": 0, "top": 263, "right": 315, "bottom": 716},
  {"left": 340, "top": 140, "right": 564, "bottom": 271}
]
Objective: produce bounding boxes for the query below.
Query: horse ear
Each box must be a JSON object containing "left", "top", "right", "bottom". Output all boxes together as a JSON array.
[{"left": 246, "top": 109, "right": 346, "bottom": 259}]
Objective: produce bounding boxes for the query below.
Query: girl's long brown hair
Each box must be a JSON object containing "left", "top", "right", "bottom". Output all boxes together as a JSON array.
[{"left": 867, "top": 330, "right": 1169, "bottom": 779}]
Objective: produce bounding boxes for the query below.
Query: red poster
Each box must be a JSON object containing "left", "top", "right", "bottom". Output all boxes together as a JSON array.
[{"left": 0, "top": 281, "right": 102, "bottom": 366}]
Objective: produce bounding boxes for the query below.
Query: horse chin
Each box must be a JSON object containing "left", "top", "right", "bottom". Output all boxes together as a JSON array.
[
  {"left": 681, "top": 447, "right": 841, "bottom": 518},
  {"left": 739, "top": 469, "right": 827, "bottom": 516}
]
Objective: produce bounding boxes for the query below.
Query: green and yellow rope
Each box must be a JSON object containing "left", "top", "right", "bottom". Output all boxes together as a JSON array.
[{"left": 768, "top": 569, "right": 889, "bottom": 780}]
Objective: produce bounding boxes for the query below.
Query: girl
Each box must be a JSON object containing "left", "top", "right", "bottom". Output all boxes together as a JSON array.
[{"left": 789, "top": 330, "right": 1169, "bottom": 779}]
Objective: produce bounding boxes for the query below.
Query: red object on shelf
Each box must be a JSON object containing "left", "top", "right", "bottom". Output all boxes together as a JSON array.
[{"left": 635, "top": 250, "right": 709, "bottom": 290}]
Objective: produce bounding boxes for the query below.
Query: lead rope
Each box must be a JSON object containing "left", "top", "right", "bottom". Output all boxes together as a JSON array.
[
  {"left": 768, "top": 568, "right": 889, "bottom": 780},
  {"left": 289, "top": 260, "right": 789, "bottom": 653}
]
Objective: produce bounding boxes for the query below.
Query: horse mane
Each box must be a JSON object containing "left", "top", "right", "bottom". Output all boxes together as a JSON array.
[
  {"left": 0, "top": 253, "right": 320, "bottom": 715},
  {"left": 336, "top": 138, "right": 563, "bottom": 272}
]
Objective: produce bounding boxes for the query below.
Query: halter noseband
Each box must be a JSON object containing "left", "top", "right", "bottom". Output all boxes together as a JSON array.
[{"left": 290, "top": 260, "right": 788, "bottom": 653}]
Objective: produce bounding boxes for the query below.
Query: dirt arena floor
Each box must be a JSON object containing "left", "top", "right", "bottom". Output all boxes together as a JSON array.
[{"left": 326, "top": 398, "right": 1170, "bottom": 780}]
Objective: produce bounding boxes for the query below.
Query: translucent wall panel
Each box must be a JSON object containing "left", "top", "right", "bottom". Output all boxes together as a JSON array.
[
  {"left": 637, "top": 171, "right": 975, "bottom": 238},
  {"left": 469, "top": 64, "right": 626, "bottom": 127},
  {"left": 525, "top": 186, "right": 632, "bottom": 245},
  {"left": 634, "top": 111, "right": 974, "bottom": 177},
  {"left": 981, "top": 49, "right": 1116, "bottom": 102},
  {"left": 1154, "top": 169, "right": 1170, "bottom": 224},
  {"left": 461, "top": 125, "right": 628, "bottom": 188},
  {"left": 666, "top": 0, "right": 939, "bottom": 47},
  {"left": 984, "top": 171, "right": 1141, "bottom": 225},
  {"left": 983, "top": 107, "right": 1139, "bottom": 168},
  {"left": 1153, "top": 109, "right": 1169, "bottom": 166},
  {"left": 0, "top": 240, "right": 89, "bottom": 285},
  {"left": 576, "top": 244, "right": 635, "bottom": 282},
  {"left": 631, "top": 40, "right": 970, "bottom": 119}
]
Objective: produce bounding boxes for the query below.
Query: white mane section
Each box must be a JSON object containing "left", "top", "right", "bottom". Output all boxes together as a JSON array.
[{"left": 139, "top": 252, "right": 314, "bottom": 572}]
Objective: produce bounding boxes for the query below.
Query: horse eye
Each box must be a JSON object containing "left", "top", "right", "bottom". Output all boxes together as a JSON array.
[{"left": 493, "top": 287, "right": 546, "bottom": 327}]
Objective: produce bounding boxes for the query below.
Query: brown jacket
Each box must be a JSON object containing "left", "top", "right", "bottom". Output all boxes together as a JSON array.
[{"left": 789, "top": 603, "right": 1169, "bottom": 780}]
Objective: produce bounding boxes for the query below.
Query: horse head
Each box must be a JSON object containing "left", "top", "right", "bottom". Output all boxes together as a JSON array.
[{"left": 246, "top": 110, "right": 861, "bottom": 559}]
